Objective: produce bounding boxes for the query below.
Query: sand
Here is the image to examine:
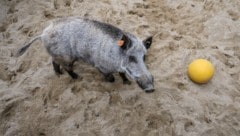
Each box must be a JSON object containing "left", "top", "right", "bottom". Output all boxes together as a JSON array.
[{"left": 0, "top": 0, "right": 240, "bottom": 135}]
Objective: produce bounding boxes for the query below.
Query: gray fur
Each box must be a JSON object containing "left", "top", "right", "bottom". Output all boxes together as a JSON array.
[{"left": 17, "top": 17, "right": 154, "bottom": 92}]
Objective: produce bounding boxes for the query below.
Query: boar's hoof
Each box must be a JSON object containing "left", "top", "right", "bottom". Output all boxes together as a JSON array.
[
  {"left": 105, "top": 74, "right": 115, "bottom": 82},
  {"left": 55, "top": 70, "right": 63, "bottom": 76},
  {"left": 145, "top": 89, "right": 155, "bottom": 93},
  {"left": 67, "top": 71, "right": 79, "bottom": 79},
  {"left": 71, "top": 74, "right": 78, "bottom": 79},
  {"left": 71, "top": 73, "right": 79, "bottom": 79},
  {"left": 123, "top": 80, "right": 131, "bottom": 85}
]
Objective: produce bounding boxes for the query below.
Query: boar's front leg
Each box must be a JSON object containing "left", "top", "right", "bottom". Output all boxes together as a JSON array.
[{"left": 119, "top": 72, "right": 131, "bottom": 85}]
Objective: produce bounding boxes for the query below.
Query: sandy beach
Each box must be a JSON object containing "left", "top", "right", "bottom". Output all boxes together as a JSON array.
[{"left": 0, "top": 0, "right": 240, "bottom": 135}]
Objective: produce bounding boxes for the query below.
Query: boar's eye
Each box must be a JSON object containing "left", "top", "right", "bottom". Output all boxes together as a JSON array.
[
  {"left": 129, "top": 56, "right": 137, "bottom": 63},
  {"left": 143, "top": 55, "right": 146, "bottom": 61}
]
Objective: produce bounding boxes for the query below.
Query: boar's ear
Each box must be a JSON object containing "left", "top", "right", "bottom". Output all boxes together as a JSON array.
[
  {"left": 143, "top": 36, "right": 153, "bottom": 49},
  {"left": 118, "top": 34, "right": 132, "bottom": 50}
]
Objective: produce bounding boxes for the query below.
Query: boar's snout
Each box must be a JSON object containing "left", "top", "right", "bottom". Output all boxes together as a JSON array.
[{"left": 136, "top": 74, "right": 154, "bottom": 93}]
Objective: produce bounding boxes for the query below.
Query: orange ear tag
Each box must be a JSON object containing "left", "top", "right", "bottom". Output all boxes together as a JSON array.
[{"left": 118, "top": 40, "right": 124, "bottom": 47}]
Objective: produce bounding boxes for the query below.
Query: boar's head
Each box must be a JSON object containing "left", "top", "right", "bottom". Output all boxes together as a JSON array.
[{"left": 119, "top": 34, "right": 154, "bottom": 93}]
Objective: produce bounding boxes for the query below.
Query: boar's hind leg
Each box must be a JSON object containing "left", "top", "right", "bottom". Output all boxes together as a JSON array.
[
  {"left": 119, "top": 73, "right": 131, "bottom": 85},
  {"left": 62, "top": 62, "right": 79, "bottom": 79},
  {"left": 104, "top": 74, "right": 115, "bottom": 82},
  {"left": 52, "top": 57, "right": 79, "bottom": 79},
  {"left": 52, "top": 61, "right": 63, "bottom": 75},
  {"left": 99, "top": 71, "right": 115, "bottom": 82},
  {"left": 98, "top": 68, "right": 115, "bottom": 82}
]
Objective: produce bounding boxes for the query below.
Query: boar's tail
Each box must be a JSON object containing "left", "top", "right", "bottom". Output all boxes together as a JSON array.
[{"left": 15, "top": 36, "right": 41, "bottom": 57}]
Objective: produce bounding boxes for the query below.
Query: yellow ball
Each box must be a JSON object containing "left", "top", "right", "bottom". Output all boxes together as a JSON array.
[{"left": 188, "top": 59, "right": 215, "bottom": 84}]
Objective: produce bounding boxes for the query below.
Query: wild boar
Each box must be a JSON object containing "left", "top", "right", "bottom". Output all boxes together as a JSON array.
[{"left": 17, "top": 17, "right": 154, "bottom": 92}]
